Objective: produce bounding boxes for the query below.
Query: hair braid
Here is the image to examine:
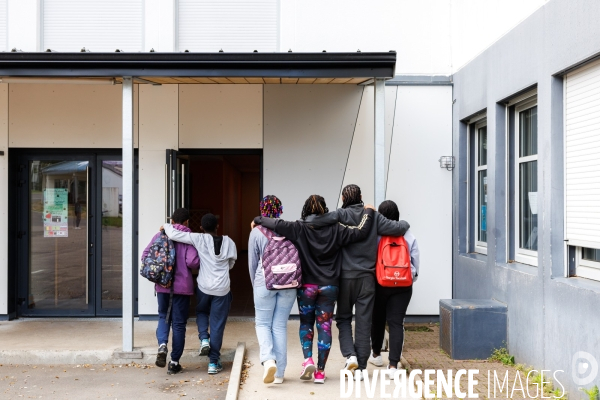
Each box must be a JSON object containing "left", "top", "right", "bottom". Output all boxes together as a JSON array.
[
  {"left": 341, "top": 184, "right": 363, "bottom": 208},
  {"left": 301, "top": 195, "right": 329, "bottom": 220}
]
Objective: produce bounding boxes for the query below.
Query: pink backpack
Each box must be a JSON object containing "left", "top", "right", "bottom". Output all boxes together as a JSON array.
[{"left": 258, "top": 226, "right": 302, "bottom": 290}]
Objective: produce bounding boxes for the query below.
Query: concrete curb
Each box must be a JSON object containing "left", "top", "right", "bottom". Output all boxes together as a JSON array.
[
  {"left": 0, "top": 347, "right": 236, "bottom": 365},
  {"left": 225, "top": 342, "right": 246, "bottom": 400}
]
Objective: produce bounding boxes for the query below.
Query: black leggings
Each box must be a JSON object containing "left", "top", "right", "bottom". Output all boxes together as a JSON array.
[{"left": 371, "top": 285, "right": 412, "bottom": 368}]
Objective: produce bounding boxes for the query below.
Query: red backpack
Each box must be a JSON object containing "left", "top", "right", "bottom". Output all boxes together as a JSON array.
[{"left": 376, "top": 236, "right": 412, "bottom": 287}]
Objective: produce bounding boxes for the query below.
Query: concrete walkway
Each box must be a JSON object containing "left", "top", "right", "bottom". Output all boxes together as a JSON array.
[
  {"left": 238, "top": 320, "right": 403, "bottom": 400},
  {"left": 0, "top": 318, "right": 248, "bottom": 365}
]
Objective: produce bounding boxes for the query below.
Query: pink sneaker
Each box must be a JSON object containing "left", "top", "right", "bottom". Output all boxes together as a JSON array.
[
  {"left": 314, "top": 370, "right": 326, "bottom": 384},
  {"left": 300, "top": 358, "right": 316, "bottom": 380}
]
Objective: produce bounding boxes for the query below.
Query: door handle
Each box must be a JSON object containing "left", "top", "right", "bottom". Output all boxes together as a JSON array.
[{"left": 89, "top": 242, "right": 94, "bottom": 256}]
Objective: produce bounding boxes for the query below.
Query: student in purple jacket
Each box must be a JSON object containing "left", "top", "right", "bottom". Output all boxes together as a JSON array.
[{"left": 141, "top": 208, "right": 200, "bottom": 375}]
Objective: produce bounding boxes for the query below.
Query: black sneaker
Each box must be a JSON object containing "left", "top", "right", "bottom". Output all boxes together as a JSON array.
[
  {"left": 155, "top": 344, "right": 168, "bottom": 368},
  {"left": 167, "top": 362, "right": 182, "bottom": 375}
]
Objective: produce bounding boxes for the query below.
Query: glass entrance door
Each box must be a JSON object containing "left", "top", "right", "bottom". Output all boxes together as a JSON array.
[
  {"left": 16, "top": 151, "right": 131, "bottom": 317},
  {"left": 24, "top": 158, "right": 94, "bottom": 315}
]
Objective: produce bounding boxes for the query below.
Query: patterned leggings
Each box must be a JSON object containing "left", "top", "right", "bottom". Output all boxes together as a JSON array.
[{"left": 297, "top": 284, "right": 339, "bottom": 371}]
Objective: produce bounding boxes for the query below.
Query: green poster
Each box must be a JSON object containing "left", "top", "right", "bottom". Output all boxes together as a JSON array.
[{"left": 43, "top": 188, "right": 69, "bottom": 238}]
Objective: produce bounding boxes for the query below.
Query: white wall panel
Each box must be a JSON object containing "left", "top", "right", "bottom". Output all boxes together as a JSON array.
[
  {"left": 177, "top": 0, "right": 278, "bottom": 52},
  {"left": 0, "top": 0, "right": 7, "bottom": 52},
  {"left": 9, "top": 84, "right": 128, "bottom": 148},
  {"left": 137, "top": 84, "right": 179, "bottom": 315},
  {"left": 7, "top": 0, "right": 37, "bottom": 51},
  {"left": 42, "top": 0, "right": 143, "bottom": 52},
  {"left": 0, "top": 84, "right": 7, "bottom": 315},
  {"left": 179, "top": 85, "right": 262, "bottom": 149},
  {"left": 139, "top": 84, "right": 179, "bottom": 151},
  {"left": 144, "top": 0, "right": 175, "bottom": 52},
  {"left": 337, "top": 86, "right": 397, "bottom": 207},
  {"left": 565, "top": 58, "right": 600, "bottom": 248},
  {"left": 264, "top": 85, "right": 361, "bottom": 220},
  {"left": 387, "top": 86, "right": 452, "bottom": 315}
]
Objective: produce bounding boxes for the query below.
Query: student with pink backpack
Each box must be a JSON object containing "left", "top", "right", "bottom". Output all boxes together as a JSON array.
[{"left": 248, "top": 195, "right": 298, "bottom": 384}]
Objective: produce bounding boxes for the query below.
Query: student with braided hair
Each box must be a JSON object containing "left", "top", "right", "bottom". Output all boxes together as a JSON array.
[
  {"left": 248, "top": 195, "right": 297, "bottom": 384},
  {"left": 252, "top": 194, "right": 375, "bottom": 384},
  {"left": 310, "top": 184, "right": 410, "bottom": 380}
]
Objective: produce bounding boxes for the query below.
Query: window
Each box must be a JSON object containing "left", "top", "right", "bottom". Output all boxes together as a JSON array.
[
  {"left": 565, "top": 58, "right": 600, "bottom": 281},
  {"left": 514, "top": 99, "right": 538, "bottom": 265},
  {"left": 475, "top": 120, "right": 488, "bottom": 253},
  {"left": 467, "top": 114, "right": 487, "bottom": 255}
]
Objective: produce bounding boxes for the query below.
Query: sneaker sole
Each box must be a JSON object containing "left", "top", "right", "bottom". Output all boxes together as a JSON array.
[
  {"left": 345, "top": 361, "right": 359, "bottom": 371},
  {"left": 263, "top": 365, "right": 277, "bottom": 384},
  {"left": 167, "top": 368, "right": 181, "bottom": 375},
  {"left": 208, "top": 369, "right": 222, "bottom": 375},
  {"left": 368, "top": 360, "right": 384, "bottom": 367},
  {"left": 314, "top": 377, "right": 325, "bottom": 384},
  {"left": 199, "top": 346, "right": 210, "bottom": 356},
  {"left": 300, "top": 364, "right": 316, "bottom": 380},
  {"left": 155, "top": 353, "right": 167, "bottom": 368}
]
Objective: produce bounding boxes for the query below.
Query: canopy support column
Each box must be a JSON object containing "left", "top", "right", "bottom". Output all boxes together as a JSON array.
[
  {"left": 122, "top": 77, "right": 134, "bottom": 352},
  {"left": 374, "top": 78, "right": 386, "bottom": 207}
]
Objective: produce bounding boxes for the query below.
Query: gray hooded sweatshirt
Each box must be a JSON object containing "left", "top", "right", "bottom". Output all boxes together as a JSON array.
[{"left": 163, "top": 224, "right": 237, "bottom": 296}]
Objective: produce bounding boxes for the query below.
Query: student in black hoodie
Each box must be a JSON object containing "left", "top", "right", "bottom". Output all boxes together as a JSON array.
[
  {"left": 252, "top": 194, "right": 375, "bottom": 384},
  {"left": 309, "top": 184, "right": 410, "bottom": 379}
]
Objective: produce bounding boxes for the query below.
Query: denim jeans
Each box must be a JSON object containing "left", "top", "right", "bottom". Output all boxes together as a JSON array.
[
  {"left": 253, "top": 284, "right": 297, "bottom": 378},
  {"left": 195, "top": 286, "right": 232, "bottom": 364},
  {"left": 156, "top": 293, "right": 191, "bottom": 362}
]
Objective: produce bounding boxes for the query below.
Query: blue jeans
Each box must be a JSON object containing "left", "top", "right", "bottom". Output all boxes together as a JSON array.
[
  {"left": 195, "top": 287, "right": 232, "bottom": 363},
  {"left": 156, "top": 293, "right": 190, "bottom": 362},
  {"left": 253, "top": 285, "right": 297, "bottom": 378}
]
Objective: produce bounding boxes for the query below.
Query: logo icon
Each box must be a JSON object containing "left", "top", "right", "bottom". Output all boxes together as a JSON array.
[
  {"left": 394, "top": 271, "right": 400, "bottom": 278},
  {"left": 572, "top": 351, "right": 598, "bottom": 386}
]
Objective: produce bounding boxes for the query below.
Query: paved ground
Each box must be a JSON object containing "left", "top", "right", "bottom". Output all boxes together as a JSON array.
[
  {"left": 0, "top": 362, "right": 231, "bottom": 399},
  {"left": 402, "top": 323, "right": 544, "bottom": 399}
]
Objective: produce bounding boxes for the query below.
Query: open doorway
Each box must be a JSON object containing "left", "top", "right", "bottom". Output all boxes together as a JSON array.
[{"left": 184, "top": 152, "right": 261, "bottom": 317}]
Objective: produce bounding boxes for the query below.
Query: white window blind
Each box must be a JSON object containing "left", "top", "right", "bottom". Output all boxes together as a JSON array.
[
  {"left": 177, "top": 0, "right": 279, "bottom": 52},
  {"left": 42, "top": 0, "right": 143, "bottom": 52},
  {"left": 0, "top": 0, "right": 6, "bottom": 52},
  {"left": 565, "top": 58, "right": 600, "bottom": 249}
]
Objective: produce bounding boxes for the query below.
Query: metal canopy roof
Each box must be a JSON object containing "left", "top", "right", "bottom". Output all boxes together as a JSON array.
[{"left": 0, "top": 52, "right": 396, "bottom": 84}]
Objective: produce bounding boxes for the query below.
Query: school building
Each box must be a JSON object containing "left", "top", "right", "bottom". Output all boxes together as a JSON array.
[{"left": 0, "top": 0, "right": 598, "bottom": 394}]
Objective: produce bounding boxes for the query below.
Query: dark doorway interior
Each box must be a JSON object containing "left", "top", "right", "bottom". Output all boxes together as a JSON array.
[{"left": 187, "top": 154, "right": 261, "bottom": 317}]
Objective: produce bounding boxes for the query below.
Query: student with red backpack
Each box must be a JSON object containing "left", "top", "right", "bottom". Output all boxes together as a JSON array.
[
  {"left": 141, "top": 208, "right": 200, "bottom": 375},
  {"left": 369, "top": 200, "right": 420, "bottom": 370},
  {"left": 248, "top": 195, "right": 299, "bottom": 385}
]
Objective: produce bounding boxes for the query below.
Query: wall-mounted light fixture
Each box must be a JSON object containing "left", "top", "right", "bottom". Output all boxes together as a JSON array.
[{"left": 438, "top": 156, "right": 455, "bottom": 171}]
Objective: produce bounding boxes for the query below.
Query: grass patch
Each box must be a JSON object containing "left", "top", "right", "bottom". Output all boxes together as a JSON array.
[
  {"left": 489, "top": 347, "right": 515, "bottom": 366},
  {"left": 102, "top": 216, "right": 123, "bottom": 228},
  {"left": 405, "top": 326, "right": 434, "bottom": 332},
  {"left": 581, "top": 385, "right": 599, "bottom": 400}
]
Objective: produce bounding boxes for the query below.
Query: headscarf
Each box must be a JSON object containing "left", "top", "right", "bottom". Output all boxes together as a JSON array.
[{"left": 260, "top": 195, "right": 283, "bottom": 218}]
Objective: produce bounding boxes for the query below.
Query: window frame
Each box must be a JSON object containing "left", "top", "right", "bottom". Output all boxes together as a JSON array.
[
  {"left": 514, "top": 99, "right": 539, "bottom": 266},
  {"left": 474, "top": 119, "right": 488, "bottom": 254},
  {"left": 576, "top": 247, "right": 600, "bottom": 281}
]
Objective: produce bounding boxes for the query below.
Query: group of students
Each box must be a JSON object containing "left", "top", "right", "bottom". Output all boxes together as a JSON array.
[{"left": 144, "top": 183, "right": 419, "bottom": 384}]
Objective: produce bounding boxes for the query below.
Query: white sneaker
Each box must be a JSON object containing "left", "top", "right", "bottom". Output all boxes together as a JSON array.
[
  {"left": 263, "top": 360, "right": 277, "bottom": 384},
  {"left": 343, "top": 355, "right": 359, "bottom": 371},
  {"left": 354, "top": 369, "right": 365, "bottom": 381},
  {"left": 368, "top": 352, "right": 384, "bottom": 367},
  {"left": 273, "top": 377, "right": 284, "bottom": 384}
]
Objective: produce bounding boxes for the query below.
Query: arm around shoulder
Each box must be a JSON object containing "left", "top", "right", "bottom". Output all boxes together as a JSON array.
[
  {"left": 376, "top": 213, "right": 410, "bottom": 237},
  {"left": 337, "top": 208, "right": 375, "bottom": 246}
]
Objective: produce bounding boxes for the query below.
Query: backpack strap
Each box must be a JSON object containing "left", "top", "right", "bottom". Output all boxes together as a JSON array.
[
  {"left": 257, "top": 225, "right": 275, "bottom": 240},
  {"left": 164, "top": 233, "right": 176, "bottom": 325}
]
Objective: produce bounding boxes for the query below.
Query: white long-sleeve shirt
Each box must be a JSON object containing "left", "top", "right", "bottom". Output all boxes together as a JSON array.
[{"left": 163, "top": 224, "right": 237, "bottom": 296}]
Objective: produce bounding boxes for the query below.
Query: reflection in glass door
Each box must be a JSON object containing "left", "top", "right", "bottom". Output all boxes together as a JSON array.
[
  {"left": 28, "top": 160, "right": 91, "bottom": 312},
  {"left": 99, "top": 160, "right": 123, "bottom": 313}
]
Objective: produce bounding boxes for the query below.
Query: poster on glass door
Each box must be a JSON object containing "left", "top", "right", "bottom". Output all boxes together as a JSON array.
[{"left": 43, "top": 188, "right": 69, "bottom": 237}]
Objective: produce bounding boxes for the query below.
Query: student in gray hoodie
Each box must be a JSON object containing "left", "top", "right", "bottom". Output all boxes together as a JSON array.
[
  {"left": 163, "top": 213, "right": 237, "bottom": 375},
  {"left": 310, "top": 184, "right": 410, "bottom": 378}
]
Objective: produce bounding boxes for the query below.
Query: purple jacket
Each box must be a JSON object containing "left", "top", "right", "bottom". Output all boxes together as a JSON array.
[{"left": 142, "top": 224, "right": 200, "bottom": 296}]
